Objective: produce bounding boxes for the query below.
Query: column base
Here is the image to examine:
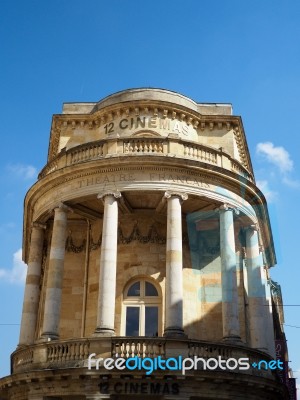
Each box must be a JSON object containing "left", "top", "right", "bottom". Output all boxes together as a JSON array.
[
  {"left": 39, "top": 332, "right": 59, "bottom": 342},
  {"left": 164, "top": 327, "right": 187, "bottom": 338},
  {"left": 256, "top": 347, "right": 269, "bottom": 353},
  {"left": 93, "top": 327, "right": 115, "bottom": 337},
  {"left": 222, "top": 335, "right": 244, "bottom": 345}
]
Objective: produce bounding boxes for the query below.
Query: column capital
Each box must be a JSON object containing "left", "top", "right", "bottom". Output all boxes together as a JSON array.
[
  {"left": 164, "top": 190, "right": 188, "bottom": 202},
  {"left": 218, "top": 203, "right": 240, "bottom": 215},
  {"left": 53, "top": 202, "right": 73, "bottom": 213},
  {"left": 243, "top": 223, "right": 259, "bottom": 234},
  {"left": 31, "top": 221, "right": 46, "bottom": 230},
  {"left": 97, "top": 191, "right": 122, "bottom": 201}
]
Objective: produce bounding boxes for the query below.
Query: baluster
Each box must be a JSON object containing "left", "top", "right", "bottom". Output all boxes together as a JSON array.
[
  {"left": 66, "top": 344, "right": 71, "bottom": 360},
  {"left": 83, "top": 342, "right": 88, "bottom": 358},
  {"left": 69, "top": 343, "right": 74, "bottom": 360},
  {"left": 80, "top": 343, "right": 85, "bottom": 359},
  {"left": 149, "top": 341, "right": 154, "bottom": 358},
  {"left": 125, "top": 341, "right": 130, "bottom": 358},
  {"left": 133, "top": 341, "right": 138, "bottom": 357},
  {"left": 143, "top": 341, "right": 149, "bottom": 358},
  {"left": 121, "top": 342, "right": 125, "bottom": 358}
]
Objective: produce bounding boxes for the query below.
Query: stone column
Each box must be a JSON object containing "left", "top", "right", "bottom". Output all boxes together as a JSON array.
[
  {"left": 164, "top": 191, "right": 188, "bottom": 337},
  {"left": 19, "top": 222, "right": 45, "bottom": 346},
  {"left": 94, "top": 191, "right": 121, "bottom": 336},
  {"left": 245, "top": 225, "right": 268, "bottom": 351},
  {"left": 41, "top": 203, "right": 70, "bottom": 340},
  {"left": 219, "top": 204, "right": 241, "bottom": 342}
]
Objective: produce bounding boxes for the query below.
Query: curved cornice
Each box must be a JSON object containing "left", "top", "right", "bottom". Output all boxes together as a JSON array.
[{"left": 22, "top": 155, "right": 275, "bottom": 267}]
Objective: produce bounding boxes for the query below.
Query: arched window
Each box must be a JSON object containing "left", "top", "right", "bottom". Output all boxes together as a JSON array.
[{"left": 123, "top": 279, "right": 161, "bottom": 337}]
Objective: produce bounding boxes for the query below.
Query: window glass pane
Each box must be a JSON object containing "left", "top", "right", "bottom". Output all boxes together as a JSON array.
[
  {"left": 145, "top": 306, "right": 158, "bottom": 336},
  {"left": 145, "top": 281, "right": 158, "bottom": 296},
  {"left": 125, "top": 307, "right": 140, "bottom": 336},
  {"left": 127, "top": 281, "right": 140, "bottom": 296}
]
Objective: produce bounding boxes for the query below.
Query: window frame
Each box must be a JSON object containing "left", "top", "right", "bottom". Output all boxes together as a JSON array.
[{"left": 122, "top": 278, "right": 162, "bottom": 337}]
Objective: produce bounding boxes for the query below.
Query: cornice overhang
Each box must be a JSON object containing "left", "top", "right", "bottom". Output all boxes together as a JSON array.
[
  {"left": 22, "top": 155, "right": 275, "bottom": 267},
  {"left": 47, "top": 98, "right": 253, "bottom": 177}
]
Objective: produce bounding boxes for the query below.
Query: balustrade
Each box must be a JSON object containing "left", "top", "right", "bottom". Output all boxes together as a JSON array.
[
  {"left": 12, "top": 337, "right": 274, "bottom": 381},
  {"left": 112, "top": 337, "right": 166, "bottom": 358},
  {"left": 124, "top": 138, "right": 164, "bottom": 154},
  {"left": 38, "top": 136, "right": 253, "bottom": 182}
]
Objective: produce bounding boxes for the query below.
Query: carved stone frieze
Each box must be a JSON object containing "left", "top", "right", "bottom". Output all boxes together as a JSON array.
[
  {"left": 65, "top": 232, "right": 86, "bottom": 253},
  {"left": 118, "top": 223, "right": 166, "bottom": 245}
]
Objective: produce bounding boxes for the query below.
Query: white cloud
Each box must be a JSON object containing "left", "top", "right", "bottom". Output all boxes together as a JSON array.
[
  {"left": 0, "top": 249, "right": 27, "bottom": 285},
  {"left": 256, "top": 142, "right": 293, "bottom": 173},
  {"left": 6, "top": 164, "right": 37, "bottom": 180},
  {"left": 256, "top": 180, "right": 277, "bottom": 202},
  {"left": 282, "top": 176, "right": 300, "bottom": 189},
  {"left": 256, "top": 142, "right": 300, "bottom": 188}
]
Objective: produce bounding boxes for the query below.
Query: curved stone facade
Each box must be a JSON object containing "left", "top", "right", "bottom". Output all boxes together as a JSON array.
[{"left": 0, "top": 89, "right": 290, "bottom": 399}]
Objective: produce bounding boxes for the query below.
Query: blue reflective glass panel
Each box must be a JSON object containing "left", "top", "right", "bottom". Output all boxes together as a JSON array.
[
  {"left": 145, "top": 306, "right": 158, "bottom": 336},
  {"left": 125, "top": 307, "right": 140, "bottom": 336}
]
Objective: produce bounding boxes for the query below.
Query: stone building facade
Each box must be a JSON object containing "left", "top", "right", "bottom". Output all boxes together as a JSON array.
[{"left": 0, "top": 89, "right": 292, "bottom": 399}]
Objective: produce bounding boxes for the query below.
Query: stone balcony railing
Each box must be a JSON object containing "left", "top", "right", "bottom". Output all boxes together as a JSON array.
[
  {"left": 38, "top": 136, "right": 254, "bottom": 182},
  {"left": 12, "top": 337, "right": 277, "bottom": 381}
]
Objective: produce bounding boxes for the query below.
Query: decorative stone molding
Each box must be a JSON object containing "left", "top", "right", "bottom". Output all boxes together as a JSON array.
[
  {"left": 97, "top": 191, "right": 122, "bottom": 202},
  {"left": 31, "top": 222, "right": 46, "bottom": 230},
  {"left": 164, "top": 190, "right": 188, "bottom": 203},
  {"left": 218, "top": 203, "right": 240, "bottom": 215},
  {"left": 53, "top": 202, "right": 73, "bottom": 214}
]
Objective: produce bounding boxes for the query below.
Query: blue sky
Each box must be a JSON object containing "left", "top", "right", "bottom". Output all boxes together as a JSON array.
[{"left": 0, "top": 0, "right": 299, "bottom": 391}]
